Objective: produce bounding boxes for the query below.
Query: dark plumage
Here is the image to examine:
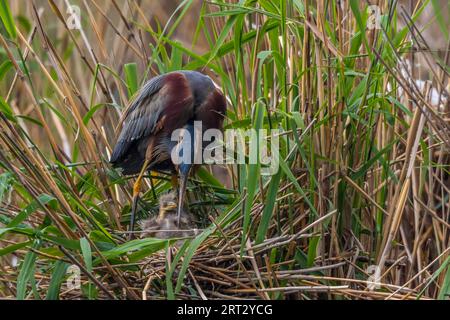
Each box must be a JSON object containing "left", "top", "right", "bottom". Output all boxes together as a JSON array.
[{"left": 110, "top": 70, "right": 226, "bottom": 175}]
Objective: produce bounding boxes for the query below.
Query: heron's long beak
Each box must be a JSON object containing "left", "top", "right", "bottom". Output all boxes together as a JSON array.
[{"left": 177, "top": 172, "right": 188, "bottom": 226}]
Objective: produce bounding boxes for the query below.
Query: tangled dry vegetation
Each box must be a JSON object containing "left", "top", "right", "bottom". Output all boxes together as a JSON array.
[{"left": 0, "top": 0, "right": 449, "bottom": 300}]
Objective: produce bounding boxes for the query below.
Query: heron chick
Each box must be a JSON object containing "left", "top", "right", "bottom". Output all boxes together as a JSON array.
[{"left": 140, "top": 192, "right": 198, "bottom": 239}]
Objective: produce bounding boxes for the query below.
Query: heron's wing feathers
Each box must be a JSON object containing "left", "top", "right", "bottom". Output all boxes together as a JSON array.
[
  {"left": 110, "top": 72, "right": 194, "bottom": 166},
  {"left": 117, "top": 74, "right": 166, "bottom": 140}
]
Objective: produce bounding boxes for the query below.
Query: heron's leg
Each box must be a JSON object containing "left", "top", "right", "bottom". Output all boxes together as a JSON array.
[
  {"left": 130, "top": 159, "right": 150, "bottom": 239},
  {"left": 171, "top": 174, "right": 178, "bottom": 190},
  {"left": 177, "top": 172, "right": 188, "bottom": 227},
  {"left": 149, "top": 171, "right": 158, "bottom": 201}
]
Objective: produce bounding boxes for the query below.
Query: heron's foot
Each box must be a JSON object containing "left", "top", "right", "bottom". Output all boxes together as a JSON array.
[{"left": 133, "top": 176, "right": 143, "bottom": 197}]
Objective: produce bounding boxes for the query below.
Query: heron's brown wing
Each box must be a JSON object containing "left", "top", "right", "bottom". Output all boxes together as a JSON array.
[{"left": 110, "top": 72, "right": 195, "bottom": 170}]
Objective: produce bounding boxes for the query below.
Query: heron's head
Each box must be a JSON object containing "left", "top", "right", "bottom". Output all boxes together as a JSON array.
[{"left": 158, "top": 192, "right": 178, "bottom": 219}]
